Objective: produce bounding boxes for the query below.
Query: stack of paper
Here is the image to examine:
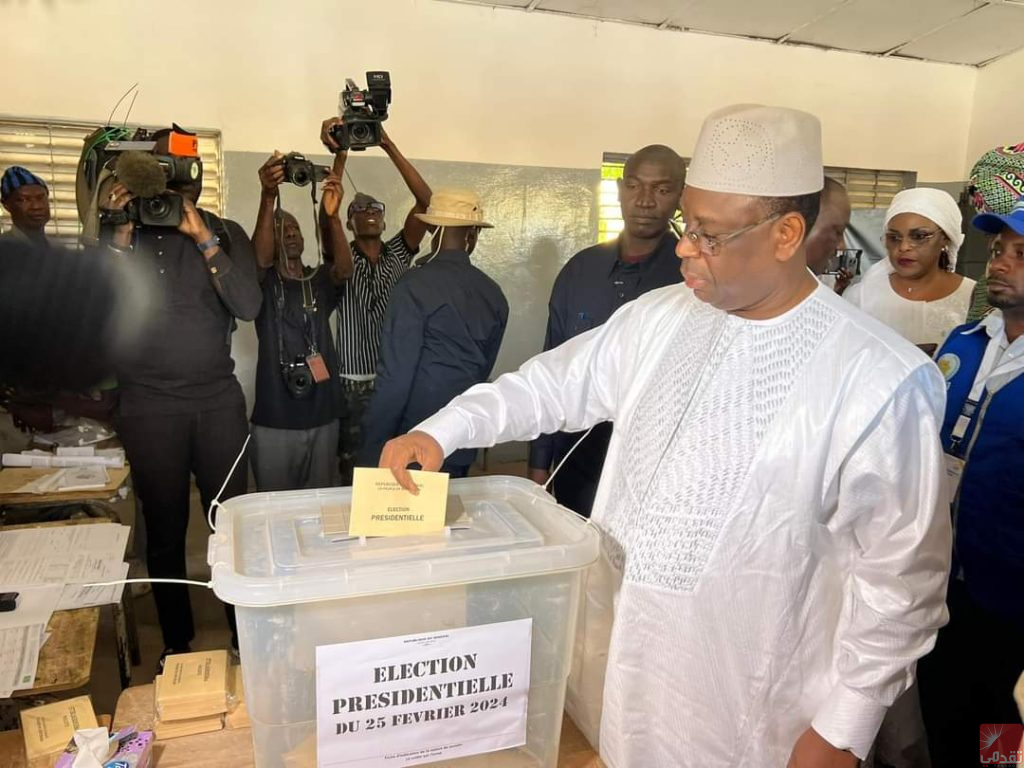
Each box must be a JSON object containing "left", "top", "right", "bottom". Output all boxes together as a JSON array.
[
  {"left": 0, "top": 523, "right": 130, "bottom": 696},
  {"left": 20, "top": 695, "right": 98, "bottom": 765},
  {"left": 11, "top": 465, "right": 111, "bottom": 494},
  {"left": 225, "top": 665, "right": 250, "bottom": 729},
  {"left": 153, "top": 651, "right": 230, "bottom": 739}
]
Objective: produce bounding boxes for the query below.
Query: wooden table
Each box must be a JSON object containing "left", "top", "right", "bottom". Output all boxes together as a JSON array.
[
  {"left": 111, "top": 684, "right": 603, "bottom": 767},
  {"left": 0, "top": 683, "right": 604, "bottom": 767},
  {"left": 0, "top": 513, "right": 138, "bottom": 696},
  {"left": 20, "top": 609, "right": 100, "bottom": 695}
]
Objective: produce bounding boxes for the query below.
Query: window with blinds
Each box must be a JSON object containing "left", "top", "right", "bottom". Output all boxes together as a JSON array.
[
  {"left": 597, "top": 152, "right": 916, "bottom": 242},
  {"left": 824, "top": 166, "right": 916, "bottom": 209},
  {"left": 598, "top": 153, "right": 629, "bottom": 243},
  {"left": 0, "top": 117, "right": 224, "bottom": 248}
]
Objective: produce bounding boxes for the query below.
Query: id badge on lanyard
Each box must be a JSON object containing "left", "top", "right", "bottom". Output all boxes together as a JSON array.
[{"left": 945, "top": 397, "right": 981, "bottom": 502}]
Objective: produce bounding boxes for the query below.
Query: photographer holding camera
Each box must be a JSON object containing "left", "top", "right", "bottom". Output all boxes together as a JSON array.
[
  {"left": 319, "top": 114, "right": 433, "bottom": 485},
  {"left": 101, "top": 127, "right": 261, "bottom": 665},
  {"left": 247, "top": 151, "right": 353, "bottom": 491}
]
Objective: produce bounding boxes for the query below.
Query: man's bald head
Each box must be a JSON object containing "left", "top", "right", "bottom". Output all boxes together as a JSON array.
[
  {"left": 624, "top": 145, "right": 686, "bottom": 188},
  {"left": 805, "top": 177, "right": 851, "bottom": 275}
]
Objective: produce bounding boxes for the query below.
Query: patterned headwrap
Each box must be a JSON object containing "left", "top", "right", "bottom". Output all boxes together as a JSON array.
[
  {"left": 1, "top": 166, "right": 48, "bottom": 202},
  {"left": 969, "top": 142, "right": 1024, "bottom": 215}
]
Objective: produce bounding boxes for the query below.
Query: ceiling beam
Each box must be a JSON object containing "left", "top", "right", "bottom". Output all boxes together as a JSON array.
[{"left": 882, "top": 1, "right": 995, "bottom": 56}]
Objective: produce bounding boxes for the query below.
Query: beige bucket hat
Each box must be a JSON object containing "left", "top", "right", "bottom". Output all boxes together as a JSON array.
[{"left": 415, "top": 188, "right": 493, "bottom": 228}]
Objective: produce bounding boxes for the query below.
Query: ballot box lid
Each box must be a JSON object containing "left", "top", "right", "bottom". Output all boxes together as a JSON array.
[{"left": 208, "top": 475, "right": 599, "bottom": 606}]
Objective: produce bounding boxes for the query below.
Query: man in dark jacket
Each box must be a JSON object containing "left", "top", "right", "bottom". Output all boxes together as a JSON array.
[
  {"left": 103, "top": 141, "right": 261, "bottom": 663},
  {"left": 528, "top": 145, "right": 685, "bottom": 516},
  {"left": 358, "top": 189, "right": 508, "bottom": 477}
]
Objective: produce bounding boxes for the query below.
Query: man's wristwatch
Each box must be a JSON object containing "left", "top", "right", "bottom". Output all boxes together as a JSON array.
[{"left": 196, "top": 235, "right": 221, "bottom": 253}]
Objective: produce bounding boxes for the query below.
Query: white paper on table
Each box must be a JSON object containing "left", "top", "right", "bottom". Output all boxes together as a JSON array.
[
  {"left": 56, "top": 465, "right": 110, "bottom": 491},
  {"left": 68, "top": 523, "right": 129, "bottom": 557},
  {"left": 0, "top": 622, "right": 45, "bottom": 696},
  {"left": 0, "top": 584, "right": 62, "bottom": 631},
  {"left": 12, "top": 469, "right": 67, "bottom": 494},
  {"left": 59, "top": 562, "right": 129, "bottom": 609},
  {"left": 55, "top": 446, "right": 96, "bottom": 457},
  {"left": 0, "top": 525, "right": 129, "bottom": 587}
]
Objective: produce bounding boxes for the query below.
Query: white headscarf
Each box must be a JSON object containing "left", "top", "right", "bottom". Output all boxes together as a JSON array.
[{"left": 883, "top": 187, "right": 965, "bottom": 271}]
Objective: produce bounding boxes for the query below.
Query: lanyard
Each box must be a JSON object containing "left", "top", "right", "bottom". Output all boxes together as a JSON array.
[{"left": 274, "top": 271, "right": 319, "bottom": 366}]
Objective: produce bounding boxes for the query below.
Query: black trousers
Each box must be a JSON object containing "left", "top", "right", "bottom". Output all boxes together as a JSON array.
[
  {"left": 338, "top": 380, "right": 374, "bottom": 486},
  {"left": 551, "top": 422, "right": 613, "bottom": 518},
  {"left": 117, "top": 397, "right": 249, "bottom": 649},
  {"left": 918, "top": 579, "right": 1024, "bottom": 768}
]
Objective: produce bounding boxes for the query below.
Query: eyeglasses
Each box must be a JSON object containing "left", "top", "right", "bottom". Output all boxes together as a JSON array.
[
  {"left": 349, "top": 202, "right": 385, "bottom": 215},
  {"left": 883, "top": 229, "right": 940, "bottom": 250},
  {"left": 670, "top": 212, "right": 782, "bottom": 257}
]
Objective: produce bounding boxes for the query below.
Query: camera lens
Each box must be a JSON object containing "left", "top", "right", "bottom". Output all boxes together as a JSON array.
[
  {"left": 145, "top": 197, "right": 170, "bottom": 218},
  {"left": 351, "top": 123, "right": 371, "bottom": 143},
  {"left": 292, "top": 169, "right": 310, "bottom": 187}
]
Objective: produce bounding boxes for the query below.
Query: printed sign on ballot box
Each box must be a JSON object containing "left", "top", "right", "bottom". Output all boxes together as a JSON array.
[{"left": 315, "top": 618, "right": 533, "bottom": 768}]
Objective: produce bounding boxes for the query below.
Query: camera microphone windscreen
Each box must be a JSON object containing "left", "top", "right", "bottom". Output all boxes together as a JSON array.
[{"left": 115, "top": 151, "right": 167, "bottom": 197}]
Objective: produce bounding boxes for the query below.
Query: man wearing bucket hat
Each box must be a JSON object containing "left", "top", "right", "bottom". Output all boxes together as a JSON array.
[
  {"left": 359, "top": 189, "right": 508, "bottom": 477},
  {"left": 917, "top": 196, "right": 1024, "bottom": 768},
  {"left": 1, "top": 166, "right": 52, "bottom": 246},
  {"left": 379, "top": 105, "right": 950, "bottom": 767}
]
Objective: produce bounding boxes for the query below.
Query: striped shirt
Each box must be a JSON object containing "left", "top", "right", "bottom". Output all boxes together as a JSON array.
[{"left": 335, "top": 231, "right": 416, "bottom": 377}]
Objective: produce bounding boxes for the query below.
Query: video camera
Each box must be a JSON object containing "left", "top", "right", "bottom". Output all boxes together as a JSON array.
[
  {"left": 329, "top": 71, "right": 392, "bottom": 152},
  {"left": 282, "top": 152, "right": 329, "bottom": 187},
  {"left": 103, "top": 125, "right": 203, "bottom": 227}
]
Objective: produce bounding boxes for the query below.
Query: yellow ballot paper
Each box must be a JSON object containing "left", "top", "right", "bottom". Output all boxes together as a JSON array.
[{"left": 349, "top": 467, "right": 450, "bottom": 537}]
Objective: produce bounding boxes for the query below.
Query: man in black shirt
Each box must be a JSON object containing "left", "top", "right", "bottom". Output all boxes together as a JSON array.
[
  {"left": 359, "top": 189, "right": 508, "bottom": 476},
  {"left": 248, "top": 154, "right": 353, "bottom": 491},
  {"left": 528, "top": 145, "right": 685, "bottom": 516},
  {"left": 103, "top": 150, "right": 261, "bottom": 662},
  {"left": 319, "top": 117, "right": 432, "bottom": 484}
]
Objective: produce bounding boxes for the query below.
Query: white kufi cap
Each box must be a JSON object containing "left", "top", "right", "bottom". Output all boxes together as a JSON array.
[{"left": 686, "top": 104, "right": 824, "bottom": 197}]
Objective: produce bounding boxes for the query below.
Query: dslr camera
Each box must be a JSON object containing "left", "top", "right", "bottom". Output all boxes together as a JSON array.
[
  {"left": 282, "top": 152, "right": 329, "bottom": 187},
  {"left": 282, "top": 355, "right": 315, "bottom": 400},
  {"left": 329, "top": 71, "right": 392, "bottom": 152}
]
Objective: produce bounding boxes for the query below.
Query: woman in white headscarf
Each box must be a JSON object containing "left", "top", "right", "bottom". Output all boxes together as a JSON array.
[{"left": 844, "top": 187, "right": 975, "bottom": 353}]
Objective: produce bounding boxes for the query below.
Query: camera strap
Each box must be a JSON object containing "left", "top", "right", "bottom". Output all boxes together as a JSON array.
[
  {"left": 272, "top": 180, "right": 325, "bottom": 283},
  {"left": 272, "top": 271, "right": 320, "bottom": 368}
]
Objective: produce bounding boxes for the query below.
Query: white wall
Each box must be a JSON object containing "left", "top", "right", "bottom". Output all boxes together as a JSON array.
[
  {"left": 3, "top": 0, "right": 976, "bottom": 181},
  {"left": 966, "top": 47, "right": 1024, "bottom": 172}
]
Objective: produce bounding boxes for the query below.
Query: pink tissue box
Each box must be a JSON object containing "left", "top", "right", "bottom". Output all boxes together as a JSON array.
[{"left": 54, "top": 727, "right": 153, "bottom": 768}]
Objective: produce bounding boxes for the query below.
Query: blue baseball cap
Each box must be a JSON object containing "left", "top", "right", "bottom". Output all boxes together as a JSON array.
[
  {"left": 973, "top": 197, "right": 1024, "bottom": 236},
  {"left": 0, "top": 166, "right": 47, "bottom": 201}
]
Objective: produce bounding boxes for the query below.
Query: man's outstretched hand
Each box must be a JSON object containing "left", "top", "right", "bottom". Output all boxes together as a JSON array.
[
  {"left": 379, "top": 431, "right": 445, "bottom": 493},
  {"left": 787, "top": 728, "right": 859, "bottom": 768}
]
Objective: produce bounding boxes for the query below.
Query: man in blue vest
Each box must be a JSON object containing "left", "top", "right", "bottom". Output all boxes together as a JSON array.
[{"left": 918, "top": 196, "right": 1024, "bottom": 768}]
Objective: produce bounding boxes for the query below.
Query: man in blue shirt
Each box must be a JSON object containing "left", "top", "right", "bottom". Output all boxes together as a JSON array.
[
  {"left": 527, "top": 145, "right": 685, "bottom": 515},
  {"left": 918, "top": 197, "right": 1024, "bottom": 768},
  {"left": 359, "top": 189, "right": 508, "bottom": 476}
]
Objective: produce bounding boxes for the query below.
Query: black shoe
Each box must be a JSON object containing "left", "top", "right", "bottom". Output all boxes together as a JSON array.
[{"left": 157, "top": 645, "right": 193, "bottom": 674}]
